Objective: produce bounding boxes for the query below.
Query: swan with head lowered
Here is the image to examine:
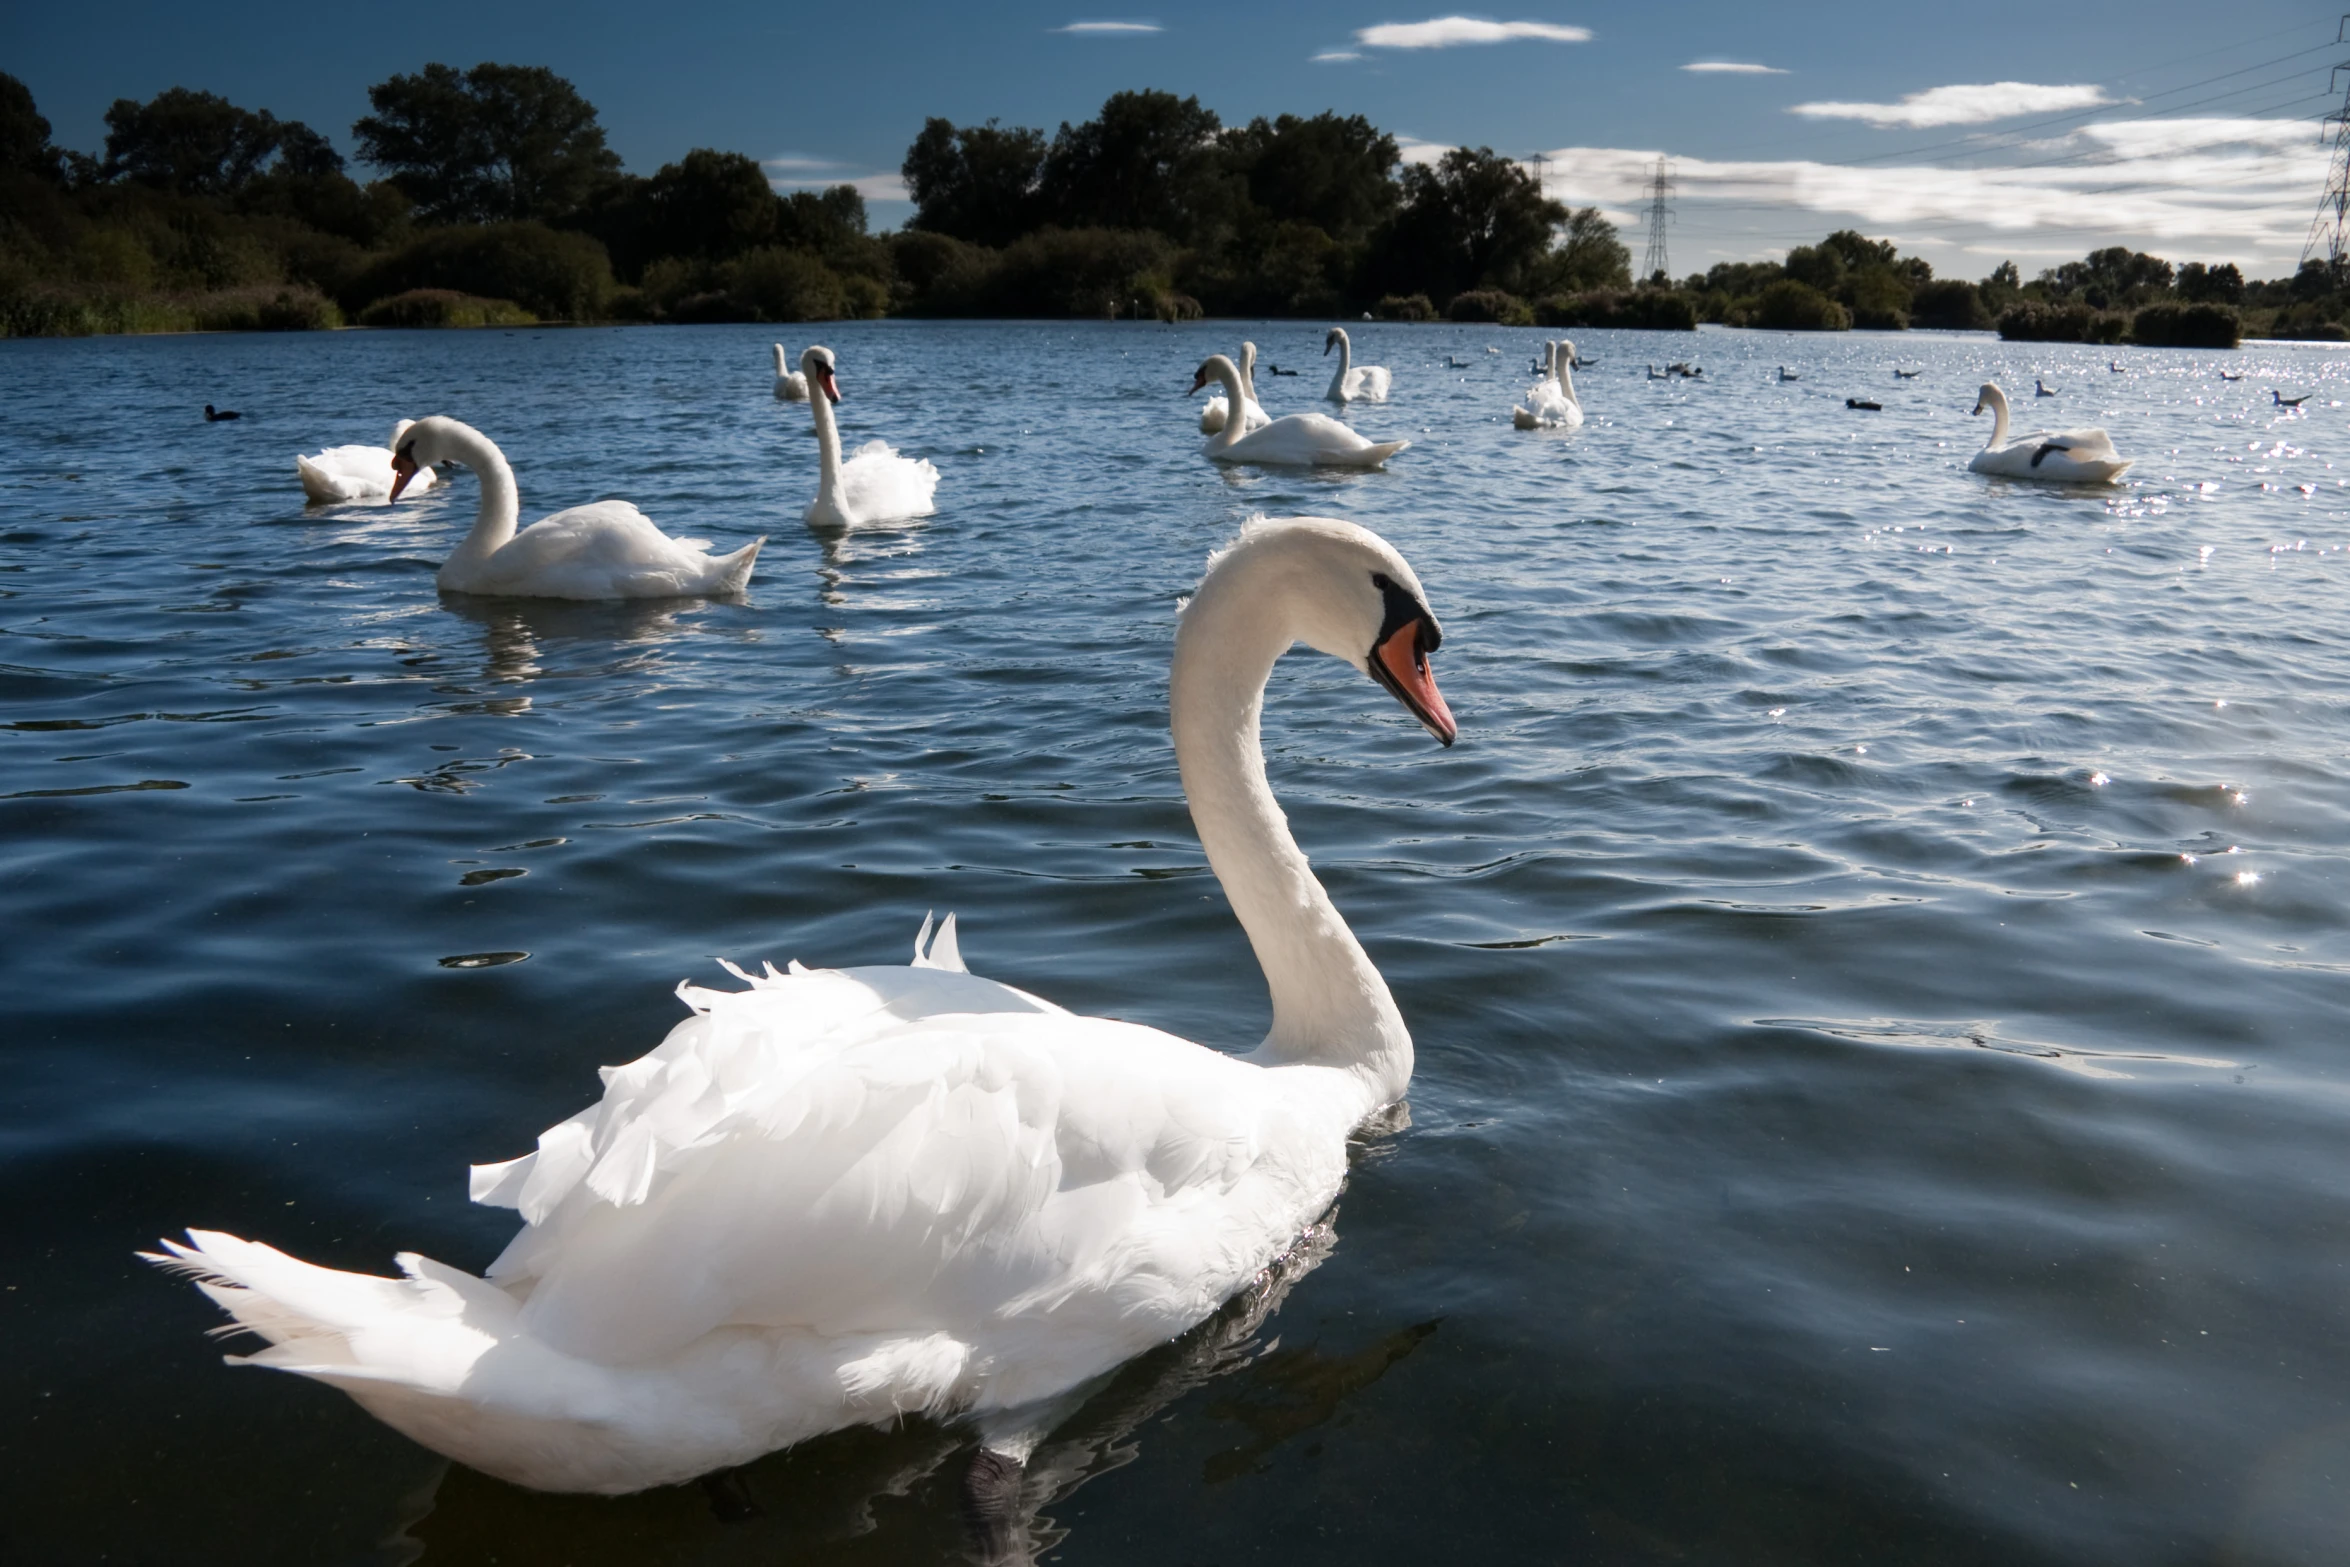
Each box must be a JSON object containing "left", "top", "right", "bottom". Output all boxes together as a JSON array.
[
  {"left": 1512, "top": 340, "right": 1585, "bottom": 430},
  {"left": 1199, "top": 340, "right": 1271, "bottom": 434},
  {"left": 387, "top": 418, "right": 762, "bottom": 598},
  {"left": 1322, "top": 327, "right": 1392, "bottom": 404},
  {"left": 1968, "top": 381, "right": 2131, "bottom": 483},
  {"left": 773, "top": 344, "right": 809, "bottom": 402},
  {"left": 1194, "top": 355, "right": 1406, "bottom": 468},
  {"left": 799, "top": 346, "right": 939, "bottom": 528},
  {"left": 147, "top": 515, "right": 1456, "bottom": 1498},
  {"left": 297, "top": 420, "right": 439, "bottom": 504}
]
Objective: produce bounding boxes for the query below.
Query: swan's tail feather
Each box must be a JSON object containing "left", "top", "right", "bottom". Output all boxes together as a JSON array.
[
  {"left": 295, "top": 455, "right": 347, "bottom": 504},
  {"left": 911, "top": 911, "right": 968, "bottom": 972},
  {"left": 1358, "top": 439, "right": 1409, "bottom": 466},
  {"left": 709, "top": 537, "right": 764, "bottom": 593},
  {"left": 1511, "top": 406, "right": 1539, "bottom": 430}
]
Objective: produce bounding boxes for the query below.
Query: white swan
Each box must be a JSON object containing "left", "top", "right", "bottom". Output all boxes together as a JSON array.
[
  {"left": 1194, "top": 355, "right": 1407, "bottom": 468},
  {"left": 1512, "top": 340, "right": 1585, "bottom": 430},
  {"left": 1322, "top": 327, "right": 1392, "bottom": 404},
  {"left": 773, "top": 344, "right": 809, "bottom": 402},
  {"left": 1199, "top": 341, "right": 1271, "bottom": 434},
  {"left": 1968, "top": 381, "right": 2131, "bottom": 484},
  {"left": 799, "top": 346, "right": 940, "bottom": 529},
  {"left": 146, "top": 515, "right": 1456, "bottom": 1496},
  {"left": 296, "top": 421, "right": 439, "bottom": 504},
  {"left": 386, "top": 418, "right": 763, "bottom": 598}
]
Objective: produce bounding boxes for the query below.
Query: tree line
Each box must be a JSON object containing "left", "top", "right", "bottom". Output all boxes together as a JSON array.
[{"left": 2, "top": 63, "right": 2340, "bottom": 342}]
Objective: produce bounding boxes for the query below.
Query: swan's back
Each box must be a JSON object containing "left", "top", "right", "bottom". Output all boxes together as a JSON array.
[
  {"left": 826, "top": 439, "right": 939, "bottom": 525},
  {"left": 1214, "top": 413, "right": 1405, "bottom": 467},
  {"left": 446, "top": 502, "right": 762, "bottom": 598},
  {"left": 1348, "top": 365, "right": 1393, "bottom": 402}
]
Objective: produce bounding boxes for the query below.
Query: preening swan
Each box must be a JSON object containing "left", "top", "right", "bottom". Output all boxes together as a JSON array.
[
  {"left": 1199, "top": 341, "right": 1271, "bottom": 434},
  {"left": 1194, "top": 355, "right": 1407, "bottom": 468},
  {"left": 296, "top": 420, "right": 439, "bottom": 504},
  {"left": 800, "top": 346, "right": 940, "bottom": 529},
  {"left": 1968, "top": 381, "right": 2131, "bottom": 484},
  {"left": 147, "top": 515, "right": 1456, "bottom": 1496},
  {"left": 773, "top": 344, "right": 809, "bottom": 402},
  {"left": 1322, "top": 327, "right": 1392, "bottom": 404},
  {"left": 387, "top": 418, "right": 763, "bottom": 598},
  {"left": 1512, "top": 340, "right": 1585, "bottom": 430}
]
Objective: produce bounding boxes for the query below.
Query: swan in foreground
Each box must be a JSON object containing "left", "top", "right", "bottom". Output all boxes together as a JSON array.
[
  {"left": 1968, "top": 381, "right": 2130, "bottom": 483},
  {"left": 799, "top": 346, "right": 939, "bottom": 528},
  {"left": 147, "top": 514, "right": 1456, "bottom": 1496},
  {"left": 1194, "top": 356, "right": 1406, "bottom": 468},
  {"left": 386, "top": 418, "right": 762, "bottom": 598},
  {"left": 297, "top": 421, "right": 439, "bottom": 504},
  {"left": 772, "top": 344, "right": 808, "bottom": 401},
  {"left": 1512, "top": 340, "right": 1585, "bottom": 430},
  {"left": 1322, "top": 328, "right": 1392, "bottom": 404},
  {"left": 1199, "top": 341, "right": 1271, "bottom": 434}
]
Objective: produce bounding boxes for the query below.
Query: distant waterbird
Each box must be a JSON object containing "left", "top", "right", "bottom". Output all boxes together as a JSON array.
[
  {"left": 1847, "top": 398, "right": 1882, "bottom": 411},
  {"left": 1893, "top": 367, "right": 1921, "bottom": 379},
  {"left": 2273, "top": 389, "right": 2310, "bottom": 408},
  {"left": 1777, "top": 366, "right": 1799, "bottom": 382},
  {"left": 2035, "top": 379, "right": 2058, "bottom": 397},
  {"left": 203, "top": 404, "right": 241, "bottom": 422}
]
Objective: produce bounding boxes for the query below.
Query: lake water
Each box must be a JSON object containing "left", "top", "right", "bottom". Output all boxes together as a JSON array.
[{"left": 4, "top": 318, "right": 2348, "bottom": 1565}]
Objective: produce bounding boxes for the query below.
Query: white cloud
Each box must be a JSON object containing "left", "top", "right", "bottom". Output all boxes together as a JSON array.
[
  {"left": 762, "top": 155, "right": 844, "bottom": 172},
  {"left": 1790, "top": 81, "right": 2110, "bottom": 128},
  {"left": 1682, "top": 61, "right": 1785, "bottom": 74},
  {"left": 1052, "top": 20, "right": 1162, "bottom": 33},
  {"left": 1520, "top": 118, "right": 2325, "bottom": 254},
  {"left": 1357, "top": 17, "right": 1592, "bottom": 49},
  {"left": 1313, "top": 50, "right": 1365, "bottom": 62},
  {"left": 765, "top": 167, "right": 913, "bottom": 204}
]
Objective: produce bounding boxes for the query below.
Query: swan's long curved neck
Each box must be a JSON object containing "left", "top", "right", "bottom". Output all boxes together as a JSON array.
[
  {"left": 443, "top": 425, "right": 521, "bottom": 565},
  {"left": 1204, "top": 357, "right": 1249, "bottom": 450},
  {"left": 1240, "top": 342, "right": 1260, "bottom": 407},
  {"left": 1981, "top": 386, "right": 2011, "bottom": 449},
  {"left": 1170, "top": 554, "right": 1412, "bottom": 1100},
  {"left": 809, "top": 381, "right": 844, "bottom": 504},
  {"left": 1325, "top": 331, "right": 1352, "bottom": 401},
  {"left": 773, "top": 344, "right": 788, "bottom": 373}
]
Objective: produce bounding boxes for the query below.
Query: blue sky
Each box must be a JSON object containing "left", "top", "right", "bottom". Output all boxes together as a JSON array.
[{"left": 14, "top": 2, "right": 2345, "bottom": 280}]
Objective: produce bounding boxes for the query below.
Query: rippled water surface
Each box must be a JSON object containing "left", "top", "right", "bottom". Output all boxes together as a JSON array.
[{"left": 6, "top": 321, "right": 2350, "bottom": 1565}]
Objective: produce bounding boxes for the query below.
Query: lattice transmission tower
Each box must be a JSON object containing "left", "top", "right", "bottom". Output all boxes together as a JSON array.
[
  {"left": 2302, "top": 15, "right": 2350, "bottom": 276},
  {"left": 1641, "top": 158, "right": 1674, "bottom": 282}
]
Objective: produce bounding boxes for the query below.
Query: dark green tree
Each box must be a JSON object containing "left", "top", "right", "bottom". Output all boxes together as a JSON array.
[
  {"left": 902, "top": 117, "right": 1046, "bottom": 247},
  {"left": 1222, "top": 111, "right": 1398, "bottom": 243},
  {"left": 1547, "top": 206, "right": 1631, "bottom": 290},
  {"left": 1372, "top": 146, "right": 1565, "bottom": 301},
  {"left": 2176, "top": 260, "right": 2244, "bottom": 305},
  {"left": 0, "top": 72, "right": 62, "bottom": 182},
  {"left": 355, "top": 62, "right": 620, "bottom": 223},
  {"left": 644, "top": 149, "right": 777, "bottom": 260},
  {"left": 1038, "top": 90, "right": 1225, "bottom": 240},
  {"left": 102, "top": 87, "right": 333, "bottom": 194},
  {"left": 2046, "top": 246, "right": 2172, "bottom": 308}
]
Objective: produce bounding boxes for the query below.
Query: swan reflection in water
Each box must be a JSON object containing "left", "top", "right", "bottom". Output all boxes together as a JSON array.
[
  {"left": 432, "top": 593, "right": 756, "bottom": 712},
  {"left": 390, "top": 1131, "right": 1433, "bottom": 1565}
]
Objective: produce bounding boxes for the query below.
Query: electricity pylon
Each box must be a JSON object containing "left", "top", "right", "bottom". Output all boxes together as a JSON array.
[
  {"left": 2301, "top": 15, "right": 2350, "bottom": 276},
  {"left": 1642, "top": 158, "right": 1674, "bottom": 283}
]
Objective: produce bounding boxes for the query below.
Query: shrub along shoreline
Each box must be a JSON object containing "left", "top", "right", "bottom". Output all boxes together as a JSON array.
[{"left": 3, "top": 66, "right": 2335, "bottom": 347}]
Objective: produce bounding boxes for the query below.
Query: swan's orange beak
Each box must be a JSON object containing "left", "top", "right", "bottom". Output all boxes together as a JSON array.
[
  {"left": 388, "top": 451, "right": 418, "bottom": 502},
  {"left": 1188, "top": 367, "right": 1210, "bottom": 394},
  {"left": 1369, "top": 620, "right": 1456, "bottom": 747},
  {"left": 818, "top": 369, "right": 841, "bottom": 404}
]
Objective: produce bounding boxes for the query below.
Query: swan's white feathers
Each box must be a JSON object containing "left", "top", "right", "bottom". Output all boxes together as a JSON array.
[
  {"left": 452, "top": 500, "right": 762, "bottom": 600},
  {"left": 1208, "top": 413, "right": 1406, "bottom": 469},
  {"left": 296, "top": 441, "right": 437, "bottom": 504}
]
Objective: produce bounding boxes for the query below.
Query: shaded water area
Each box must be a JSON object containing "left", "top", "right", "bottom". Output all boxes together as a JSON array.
[{"left": 3, "top": 319, "right": 2348, "bottom": 1564}]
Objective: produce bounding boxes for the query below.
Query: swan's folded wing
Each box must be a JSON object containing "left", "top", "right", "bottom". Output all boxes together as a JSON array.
[
  {"left": 472, "top": 963, "right": 1284, "bottom": 1366},
  {"left": 2052, "top": 426, "right": 2119, "bottom": 455}
]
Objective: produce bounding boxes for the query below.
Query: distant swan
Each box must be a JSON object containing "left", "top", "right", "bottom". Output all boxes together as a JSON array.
[
  {"left": 800, "top": 346, "right": 940, "bottom": 529},
  {"left": 1195, "top": 355, "right": 1406, "bottom": 468},
  {"left": 1200, "top": 341, "right": 1271, "bottom": 434},
  {"left": 1322, "top": 328, "right": 1392, "bottom": 404},
  {"left": 1512, "top": 340, "right": 1584, "bottom": 430},
  {"left": 387, "top": 418, "right": 763, "bottom": 598},
  {"left": 773, "top": 344, "right": 809, "bottom": 402},
  {"left": 1968, "top": 381, "right": 2130, "bottom": 483},
  {"left": 297, "top": 420, "right": 439, "bottom": 504},
  {"left": 147, "top": 513, "right": 1457, "bottom": 1497}
]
